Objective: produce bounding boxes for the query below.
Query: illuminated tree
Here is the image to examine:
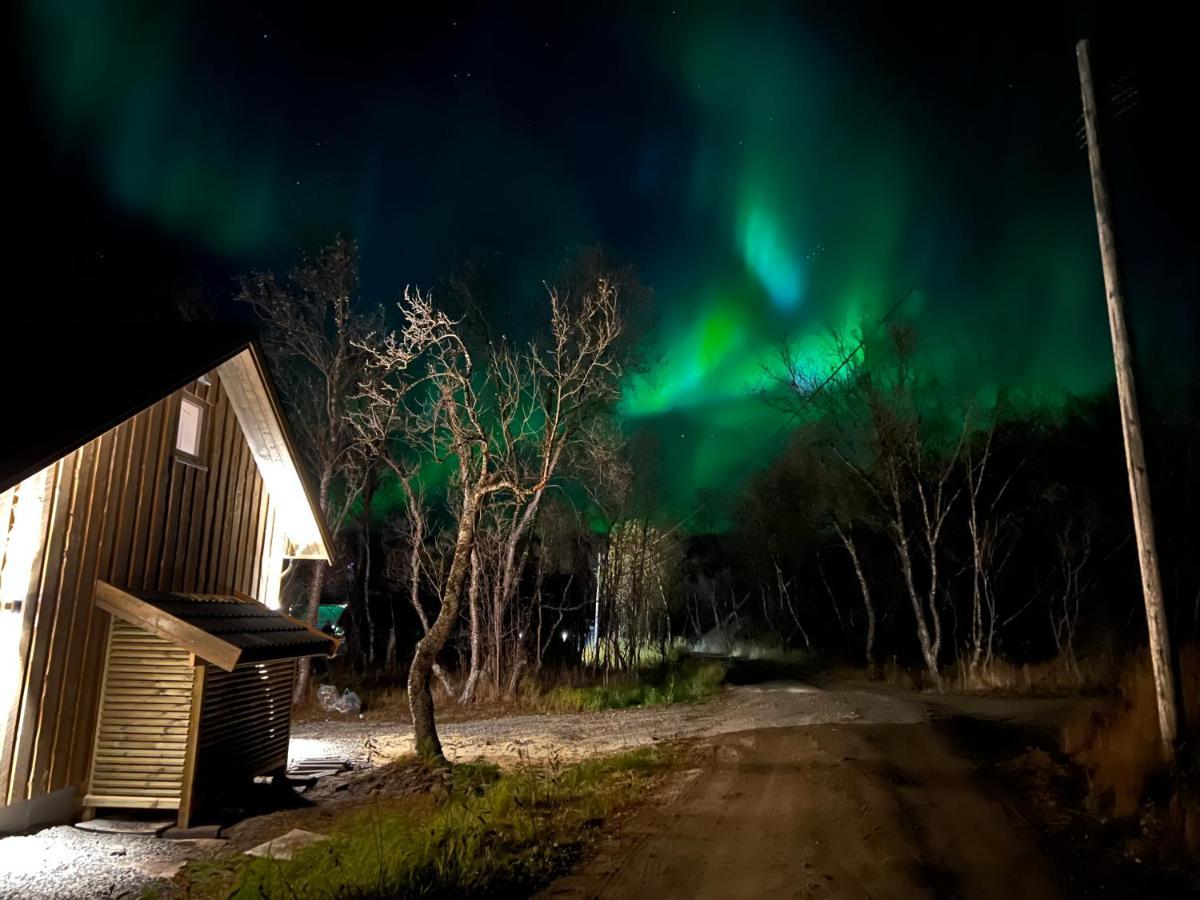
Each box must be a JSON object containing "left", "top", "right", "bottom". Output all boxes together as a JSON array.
[
  {"left": 237, "top": 236, "right": 374, "bottom": 703},
  {"left": 359, "top": 278, "right": 625, "bottom": 759}
]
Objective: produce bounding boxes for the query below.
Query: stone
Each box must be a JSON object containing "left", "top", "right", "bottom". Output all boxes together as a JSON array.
[
  {"left": 245, "top": 829, "right": 329, "bottom": 860},
  {"left": 161, "top": 823, "right": 224, "bottom": 840}
]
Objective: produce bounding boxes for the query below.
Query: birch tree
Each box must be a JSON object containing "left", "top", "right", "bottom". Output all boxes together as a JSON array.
[
  {"left": 773, "top": 323, "right": 966, "bottom": 687},
  {"left": 359, "top": 278, "right": 625, "bottom": 759}
]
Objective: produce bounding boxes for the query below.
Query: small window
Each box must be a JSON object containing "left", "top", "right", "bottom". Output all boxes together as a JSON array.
[{"left": 175, "top": 393, "right": 208, "bottom": 467}]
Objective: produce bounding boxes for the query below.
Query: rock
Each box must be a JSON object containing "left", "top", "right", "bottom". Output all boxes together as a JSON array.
[
  {"left": 161, "top": 824, "right": 224, "bottom": 840},
  {"left": 75, "top": 817, "right": 174, "bottom": 836},
  {"left": 246, "top": 829, "right": 330, "bottom": 860}
]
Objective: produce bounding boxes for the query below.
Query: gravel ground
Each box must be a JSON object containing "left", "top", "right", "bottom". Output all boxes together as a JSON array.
[
  {"left": 289, "top": 681, "right": 927, "bottom": 767},
  {"left": 0, "top": 826, "right": 223, "bottom": 900},
  {"left": 0, "top": 682, "right": 926, "bottom": 899}
]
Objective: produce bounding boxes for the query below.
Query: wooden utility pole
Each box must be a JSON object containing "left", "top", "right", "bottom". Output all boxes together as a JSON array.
[{"left": 1076, "top": 39, "right": 1177, "bottom": 761}]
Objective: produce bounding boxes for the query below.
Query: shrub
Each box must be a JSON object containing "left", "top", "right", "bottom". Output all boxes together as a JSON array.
[{"left": 1063, "top": 645, "right": 1199, "bottom": 860}]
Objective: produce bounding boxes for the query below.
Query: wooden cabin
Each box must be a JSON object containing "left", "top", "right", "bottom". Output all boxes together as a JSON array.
[{"left": 0, "top": 326, "right": 333, "bottom": 833}]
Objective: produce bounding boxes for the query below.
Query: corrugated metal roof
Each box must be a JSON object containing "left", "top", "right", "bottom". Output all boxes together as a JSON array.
[{"left": 133, "top": 591, "right": 336, "bottom": 664}]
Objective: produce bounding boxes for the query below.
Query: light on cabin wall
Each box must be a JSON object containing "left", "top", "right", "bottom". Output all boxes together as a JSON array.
[
  {"left": 0, "top": 469, "right": 49, "bottom": 755},
  {"left": 0, "top": 610, "right": 21, "bottom": 759},
  {"left": 255, "top": 451, "right": 324, "bottom": 559}
]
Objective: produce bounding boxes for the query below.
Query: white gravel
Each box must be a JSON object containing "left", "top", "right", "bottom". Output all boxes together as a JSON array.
[{"left": 0, "top": 825, "right": 223, "bottom": 899}]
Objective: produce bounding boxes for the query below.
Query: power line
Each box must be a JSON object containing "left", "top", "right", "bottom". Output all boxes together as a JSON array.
[{"left": 767, "top": 285, "right": 918, "bottom": 440}]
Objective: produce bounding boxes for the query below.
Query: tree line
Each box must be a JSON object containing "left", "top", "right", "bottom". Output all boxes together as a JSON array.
[{"left": 239, "top": 237, "right": 1198, "bottom": 759}]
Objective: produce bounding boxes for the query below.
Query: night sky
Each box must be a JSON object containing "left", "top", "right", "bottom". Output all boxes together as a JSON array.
[{"left": 11, "top": 2, "right": 1197, "bottom": 517}]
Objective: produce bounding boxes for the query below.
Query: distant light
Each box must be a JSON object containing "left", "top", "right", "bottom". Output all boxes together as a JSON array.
[{"left": 560, "top": 630, "right": 569, "bottom": 642}]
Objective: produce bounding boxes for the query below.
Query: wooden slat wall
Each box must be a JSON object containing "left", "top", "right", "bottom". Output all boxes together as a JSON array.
[
  {"left": 0, "top": 372, "right": 281, "bottom": 808},
  {"left": 195, "top": 660, "right": 295, "bottom": 791},
  {"left": 83, "top": 622, "right": 193, "bottom": 810}
]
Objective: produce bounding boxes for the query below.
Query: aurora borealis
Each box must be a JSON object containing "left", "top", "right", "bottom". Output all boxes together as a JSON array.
[{"left": 14, "top": 3, "right": 1196, "bottom": 520}]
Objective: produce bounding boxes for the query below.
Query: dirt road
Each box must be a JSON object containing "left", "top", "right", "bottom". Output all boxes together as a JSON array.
[
  {"left": 291, "top": 680, "right": 927, "bottom": 767},
  {"left": 541, "top": 694, "right": 1066, "bottom": 899},
  {"left": 0, "top": 679, "right": 1081, "bottom": 899}
]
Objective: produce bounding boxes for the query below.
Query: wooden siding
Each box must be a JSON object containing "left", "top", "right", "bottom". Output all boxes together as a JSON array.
[
  {"left": 0, "top": 372, "right": 284, "bottom": 808},
  {"left": 194, "top": 660, "right": 295, "bottom": 795},
  {"left": 83, "top": 621, "right": 195, "bottom": 810}
]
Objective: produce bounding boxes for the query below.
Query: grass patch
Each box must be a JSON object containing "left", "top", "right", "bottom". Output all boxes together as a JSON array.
[
  {"left": 543, "top": 655, "right": 726, "bottom": 712},
  {"left": 168, "top": 747, "right": 672, "bottom": 898}
]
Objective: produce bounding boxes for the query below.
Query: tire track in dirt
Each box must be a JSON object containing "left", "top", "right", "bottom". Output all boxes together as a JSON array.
[{"left": 541, "top": 724, "right": 1059, "bottom": 900}]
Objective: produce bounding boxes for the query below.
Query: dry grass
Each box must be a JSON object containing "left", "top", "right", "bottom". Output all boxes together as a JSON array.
[
  {"left": 947, "top": 652, "right": 1120, "bottom": 695},
  {"left": 297, "top": 657, "right": 726, "bottom": 725},
  {"left": 831, "top": 651, "right": 1120, "bottom": 695},
  {"left": 1062, "top": 645, "right": 1200, "bottom": 857}
]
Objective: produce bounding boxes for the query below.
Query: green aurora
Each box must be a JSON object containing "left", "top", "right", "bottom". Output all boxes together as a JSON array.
[
  {"left": 616, "top": 16, "right": 1115, "bottom": 517},
  {"left": 19, "top": 4, "right": 1193, "bottom": 524}
]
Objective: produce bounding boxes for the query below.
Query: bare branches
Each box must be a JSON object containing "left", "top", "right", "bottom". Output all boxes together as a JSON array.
[
  {"left": 236, "top": 236, "right": 379, "bottom": 704},
  {"left": 354, "top": 273, "right": 628, "bottom": 753},
  {"left": 236, "top": 236, "right": 376, "bottom": 490}
]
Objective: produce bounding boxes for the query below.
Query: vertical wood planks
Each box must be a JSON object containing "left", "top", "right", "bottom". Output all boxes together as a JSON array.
[{"left": 1, "top": 372, "right": 278, "bottom": 808}]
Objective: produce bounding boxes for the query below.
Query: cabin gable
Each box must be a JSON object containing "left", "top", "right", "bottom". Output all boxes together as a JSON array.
[{"left": 0, "top": 364, "right": 296, "bottom": 828}]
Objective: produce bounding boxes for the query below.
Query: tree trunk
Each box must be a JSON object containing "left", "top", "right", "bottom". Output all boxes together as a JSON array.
[
  {"left": 505, "top": 654, "right": 526, "bottom": 699},
  {"left": 293, "top": 559, "right": 327, "bottom": 703},
  {"left": 408, "top": 494, "right": 478, "bottom": 760},
  {"left": 362, "top": 473, "right": 375, "bottom": 668},
  {"left": 294, "top": 469, "right": 332, "bottom": 705},
  {"left": 836, "top": 524, "right": 876, "bottom": 672},
  {"left": 488, "top": 493, "right": 543, "bottom": 692},
  {"left": 403, "top": 496, "right": 452, "bottom": 695},
  {"left": 491, "top": 585, "right": 505, "bottom": 692},
  {"left": 888, "top": 482, "right": 941, "bottom": 688},
  {"left": 895, "top": 530, "right": 939, "bottom": 685},
  {"left": 385, "top": 603, "right": 398, "bottom": 675},
  {"left": 460, "top": 549, "right": 484, "bottom": 703}
]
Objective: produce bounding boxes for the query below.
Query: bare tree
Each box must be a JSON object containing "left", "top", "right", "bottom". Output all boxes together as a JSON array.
[
  {"left": 773, "top": 324, "right": 966, "bottom": 687},
  {"left": 962, "top": 423, "right": 1021, "bottom": 677},
  {"left": 831, "top": 521, "right": 876, "bottom": 671},
  {"left": 592, "top": 518, "right": 683, "bottom": 667},
  {"left": 1049, "top": 508, "right": 1096, "bottom": 683},
  {"left": 459, "top": 547, "right": 486, "bottom": 702},
  {"left": 237, "top": 236, "right": 373, "bottom": 703},
  {"left": 359, "top": 278, "right": 625, "bottom": 759},
  {"left": 381, "top": 489, "right": 455, "bottom": 694}
]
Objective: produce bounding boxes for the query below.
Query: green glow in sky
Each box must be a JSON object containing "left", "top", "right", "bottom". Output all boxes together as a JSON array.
[
  {"left": 739, "top": 200, "right": 804, "bottom": 310},
  {"left": 27, "top": 4, "right": 1169, "bottom": 524},
  {"left": 24, "top": 1, "right": 283, "bottom": 256}
]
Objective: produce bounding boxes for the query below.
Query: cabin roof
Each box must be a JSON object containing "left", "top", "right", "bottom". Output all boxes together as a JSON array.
[
  {"left": 0, "top": 323, "right": 331, "bottom": 560},
  {"left": 95, "top": 580, "right": 338, "bottom": 671}
]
